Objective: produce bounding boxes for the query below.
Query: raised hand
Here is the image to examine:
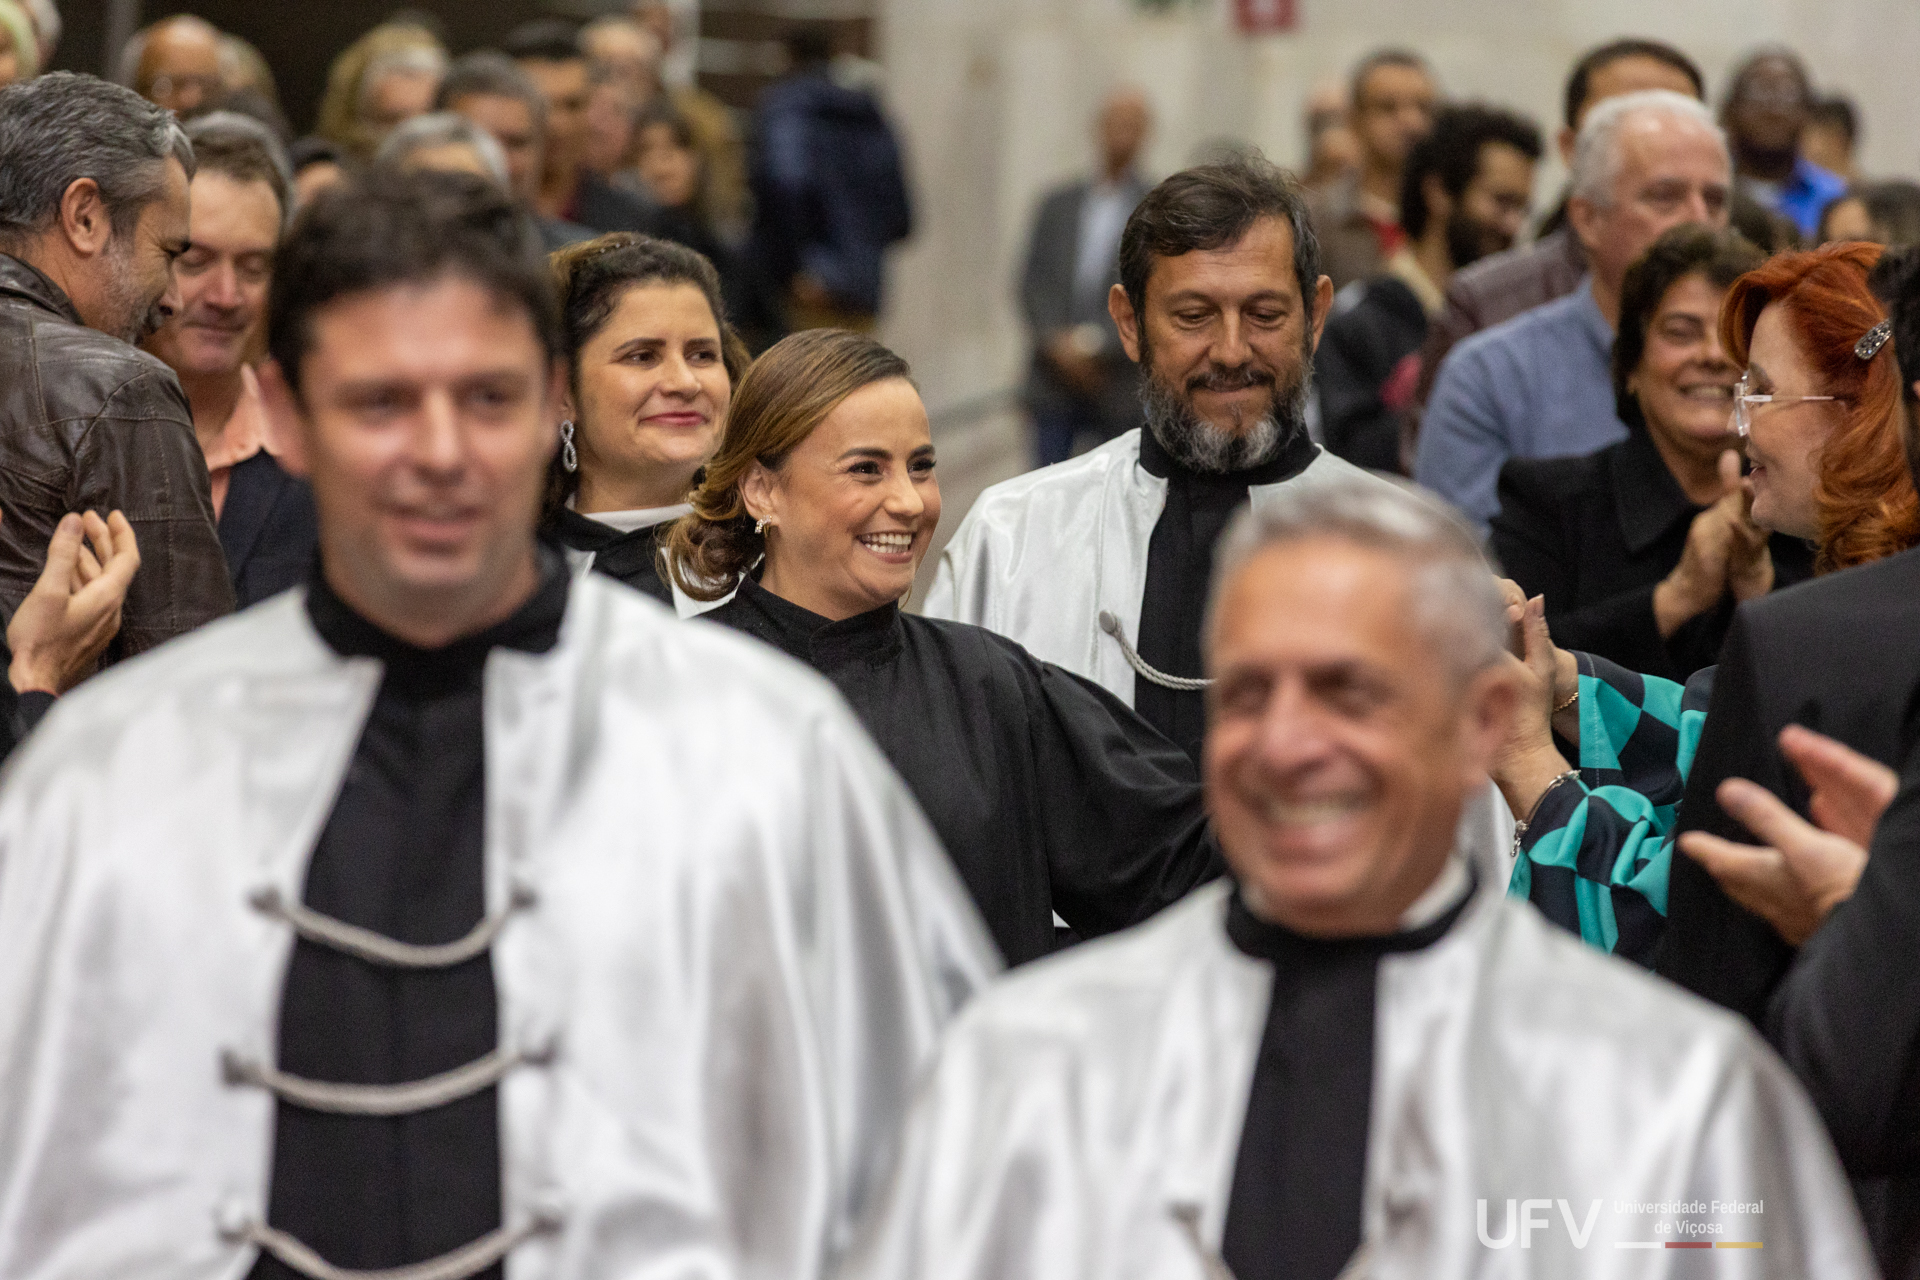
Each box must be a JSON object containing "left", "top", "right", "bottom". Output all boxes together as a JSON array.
[
  {"left": 1720, "top": 449, "right": 1774, "bottom": 603},
  {"left": 1676, "top": 725, "right": 1890, "bottom": 946},
  {"left": 6, "top": 510, "right": 141, "bottom": 696}
]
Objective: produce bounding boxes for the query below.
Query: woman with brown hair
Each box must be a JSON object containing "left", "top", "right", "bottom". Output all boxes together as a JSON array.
[
  {"left": 1494, "top": 240, "right": 1919, "bottom": 964},
  {"left": 669, "top": 328, "right": 1218, "bottom": 966},
  {"left": 542, "top": 233, "right": 748, "bottom": 611}
]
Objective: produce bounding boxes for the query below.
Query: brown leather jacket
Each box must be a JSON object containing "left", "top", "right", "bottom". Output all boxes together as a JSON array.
[{"left": 0, "top": 255, "right": 233, "bottom": 659}]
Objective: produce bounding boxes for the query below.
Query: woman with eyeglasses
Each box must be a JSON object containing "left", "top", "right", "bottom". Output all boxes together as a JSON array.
[
  {"left": 667, "top": 328, "right": 1218, "bottom": 967},
  {"left": 1492, "top": 239, "right": 1918, "bottom": 965},
  {"left": 541, "top": 233, "right": 748, "bottom": 611},
  {"left": 1491, "top": 226, "right": 1815, "bottom": 681}
]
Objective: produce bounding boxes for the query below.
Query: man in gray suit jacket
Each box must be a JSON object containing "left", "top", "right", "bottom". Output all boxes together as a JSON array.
[{"left": 1018, "top": 89, "right": 1151, "bottom": 466}]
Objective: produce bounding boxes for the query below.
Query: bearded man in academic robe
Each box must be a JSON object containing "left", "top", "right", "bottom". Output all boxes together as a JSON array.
[
  {"left": 844, "top": 475, "right": 1872, "bottom": 1280},
  {"left": 923, "top": 155, "right": 1512, "bottom": 886},
  {"left": 0, "top": 169, "right": 996, "bottom": 1280}
]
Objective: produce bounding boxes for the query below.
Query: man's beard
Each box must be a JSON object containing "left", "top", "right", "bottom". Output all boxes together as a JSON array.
[
  {"left": 1446, "top": 210, "right": 1512, "bottom": 272},
  {"left": 1139, "top": 329, "right": 1312, "bottom": 474},
  {"left": 101, "top": 239, "right": 169, "bottom": 345}
]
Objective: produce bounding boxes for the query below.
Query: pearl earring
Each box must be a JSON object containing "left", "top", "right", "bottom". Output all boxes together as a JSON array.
[
  {"left": 559, "top": 420, "right": 578, "bottom": 473},
  {"left": 754, "top": 517, "right": 769, "bottom": 535}
]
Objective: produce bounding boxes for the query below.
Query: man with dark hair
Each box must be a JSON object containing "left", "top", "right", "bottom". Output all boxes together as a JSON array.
[
  {"left": 932, "top": 157, "right": 1403, "bottom": 770},
  {"left": 438, "top": 50, "right": 595, "bottom": 251},
  {"left": 502, "top": 19, "right": 656, "bottom": 236},
  {"left": 1315, "top": 103, "right": 1541, "bottom": 470},
  {"left": 1304, "top": 48, "right": 1437, "bottom": 290},
  {"left": 1417, "top": 90, "right": 1731, "bottom": 530},
  {"left": 1722, "top": 47, "right": 1846, "bottom": 240},
  {"left": 0, "top": 168, "right": 993, "bottom": 1280},
  {"left": 0, "top": 71, "right": 233, "bottom": 657},
  {"left": 1409, "top": 38, "right": 1704, "bottom": 448},
  {"left": 144, "top": 111, "right": 318, "bottom": 607}
]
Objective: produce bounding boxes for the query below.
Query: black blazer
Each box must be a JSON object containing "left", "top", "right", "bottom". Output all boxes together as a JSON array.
[
  {"left": 1313, "top": 275, "right": 1426, "bottom": 473},
  {"left": 219, "top": 450, "right": 318, "bottom": 608},
  {"left": 1017, "top": 176, "right": 1146, "bottom": 430},
  {"left": 1658, "top": 543, "right": 1920, "bottom": 1019},
  {"left": 1657, "top": 547, "right": 1920, "bottom": 1279},
  {"left": 1491, "top": 428, "right": 1814, "bottom": 681}
]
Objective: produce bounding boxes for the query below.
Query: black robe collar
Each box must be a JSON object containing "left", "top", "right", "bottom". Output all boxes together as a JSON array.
[
  {"left": 1224, "top": 873, "right": 1473, "bottom": 963},
  {"left": 305, "top": 546, "right": 568, "bottom": 683},
  {"left": 724, "top": 574, "right": 905, "bottom": 673}
]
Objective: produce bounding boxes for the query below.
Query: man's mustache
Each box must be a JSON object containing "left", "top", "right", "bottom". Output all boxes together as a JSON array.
[{"left": 1187, "top": 366, "right": 1276, "bottom": 394}]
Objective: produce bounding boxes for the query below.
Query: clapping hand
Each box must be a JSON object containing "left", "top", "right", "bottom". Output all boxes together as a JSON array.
[
  {"left": 1653, "top": 450, "right": 1775, "bottom": 637},
  {"left": 6, "top": 510, "right": 141, "bottom": 696},
  {"left": 1677, "top": 725, "right": 1897, "bottom": 946},
  {"left": 1490, "top": 579, "right": 1579, "bottom": 821}
]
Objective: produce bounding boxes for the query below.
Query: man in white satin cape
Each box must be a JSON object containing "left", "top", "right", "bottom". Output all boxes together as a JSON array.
[
  {"left": 0, "top": 168, "right": 995, "bottom": 1280},
  {"left": 847, "top": 475, "right": 1870, "bottom": 1280}
]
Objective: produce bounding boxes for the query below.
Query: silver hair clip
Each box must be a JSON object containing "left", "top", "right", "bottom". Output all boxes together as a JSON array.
[{"left": 1856, "top": 319, "right": 1892, "bottom": 361}]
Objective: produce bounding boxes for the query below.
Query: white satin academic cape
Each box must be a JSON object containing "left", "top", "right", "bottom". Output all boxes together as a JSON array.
[
  {"left": 923, "top": 428, "right": 1406, "bottom": 705},
  {"left": 842, "top": 880, "right": 1875, "bottom": 1280},
  {"left": 922, "top": 428, "right": 1516, "bottom": 884},
  {"left": 0, "top": 576, "right": 999, "bottom": 1280}
]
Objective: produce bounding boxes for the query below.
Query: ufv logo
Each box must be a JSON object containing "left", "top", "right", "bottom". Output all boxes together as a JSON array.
[{"left": 1476, "top": 1199, "right": 1604, "bottom": 1249}]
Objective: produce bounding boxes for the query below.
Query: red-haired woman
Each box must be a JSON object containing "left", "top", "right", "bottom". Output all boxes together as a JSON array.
[{"left": 1494, "top": 240, "right": 1918, "bottom": 964}]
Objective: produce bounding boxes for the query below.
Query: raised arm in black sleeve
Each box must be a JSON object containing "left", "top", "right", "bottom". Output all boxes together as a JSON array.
[
  {"left": 1655, "top": 609, "right": 1798, "bottom": 1023},
  {"left": 1024, "top": 660, "right": 1223, "bottom": 939}
]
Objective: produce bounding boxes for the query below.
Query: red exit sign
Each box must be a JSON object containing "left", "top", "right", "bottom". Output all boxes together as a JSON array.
[{"left": 1236, "top": 0, "right": 1297, "bottom": 32}]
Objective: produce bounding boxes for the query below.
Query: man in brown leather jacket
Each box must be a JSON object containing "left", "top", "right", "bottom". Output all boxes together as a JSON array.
[{"left": 0, "top": 72, "right": 232, "bottom": 660}]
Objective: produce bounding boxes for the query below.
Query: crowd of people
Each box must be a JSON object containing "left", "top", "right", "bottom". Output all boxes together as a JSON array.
[{"left": 0, "top": 10, "right": 1919, "bottom": 1280}]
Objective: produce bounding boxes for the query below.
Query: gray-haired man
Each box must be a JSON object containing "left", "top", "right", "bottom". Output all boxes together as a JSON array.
[
  {"left": 0, "top": 71, "right": 232, "bottom": 659},
  {"left": 1415, "top": 89, "right": 1732, "bottom": 531},
  {"left": 852, "top": 475, "right": 1874, "bottom": 1280}
]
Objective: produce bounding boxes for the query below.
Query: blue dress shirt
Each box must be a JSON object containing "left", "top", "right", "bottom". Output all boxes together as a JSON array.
[
  {"left": 1760, "top": 157, "right": 1849, "bottom": 241},
  {"left": 1415, "top": 277, "right": 1627, "bottom": 532}
]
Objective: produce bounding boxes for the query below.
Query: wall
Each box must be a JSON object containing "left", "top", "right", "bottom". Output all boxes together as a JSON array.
[{"left": 879, "top": 0, "right": 1920, "bottom": 418}]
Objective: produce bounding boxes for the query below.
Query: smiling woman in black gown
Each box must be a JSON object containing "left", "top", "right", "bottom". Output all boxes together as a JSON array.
[
  {"left": 541, "top": 233, "right": 749, "bottom": 608},
  {"left": 663, "top": 329, "right": 1219, "bottom": 965}
]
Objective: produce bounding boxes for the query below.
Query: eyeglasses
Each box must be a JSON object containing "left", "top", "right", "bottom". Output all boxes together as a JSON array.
[{"left": 1731, "top": 374, "right": 1840, "bottom": 439}]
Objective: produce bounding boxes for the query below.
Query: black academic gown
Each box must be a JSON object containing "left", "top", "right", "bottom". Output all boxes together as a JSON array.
[
  {"left": 1135, "top": 425, "right": 1318, "bottom": 765},
  {"left": 543, "top": 507, "right": 674, "bottom": 605},
  {"left": 1221, "top": 880, "right": 1473, "bottom": 1280},
  {"left": 250, "top": 557, "right": 568, "bottom": 1280},
  {"left": 705, "top": 576, "right": 1221, "bottom": 965}
]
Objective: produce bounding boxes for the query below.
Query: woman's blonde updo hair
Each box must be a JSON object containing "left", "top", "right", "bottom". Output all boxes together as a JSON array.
[{"left": 663, "top": 328, "right": 911, "bottom": 600}]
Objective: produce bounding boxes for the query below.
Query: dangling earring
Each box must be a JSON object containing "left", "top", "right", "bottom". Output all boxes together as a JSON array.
[
  {"left": 560, "top": 420, "right": 578, "bottom": 473},
  {"left": 754, "top": 517, "right": 770, "bottom": 535}
]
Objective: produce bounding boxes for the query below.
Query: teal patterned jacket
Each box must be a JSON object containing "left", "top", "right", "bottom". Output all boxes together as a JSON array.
[{"left": 1507, "top": 652, "right": 1715, "bottom": 964}]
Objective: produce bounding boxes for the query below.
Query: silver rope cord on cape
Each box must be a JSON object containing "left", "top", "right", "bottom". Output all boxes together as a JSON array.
[
  {"left": 229, "top": 1211, "right": 562, "bottom": 1280},
  {"left": 249, "top": 883, "right": 535, "bottom": 969},
  {"left": 1099, "top": 611, "right": 1214, "bottom": 691},
  {"left": 221, "top": 1042, "right": 547, "bottom": 1115},
  {"left": 225, "top": 881, "right": 554, "bottom": 1280}
]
